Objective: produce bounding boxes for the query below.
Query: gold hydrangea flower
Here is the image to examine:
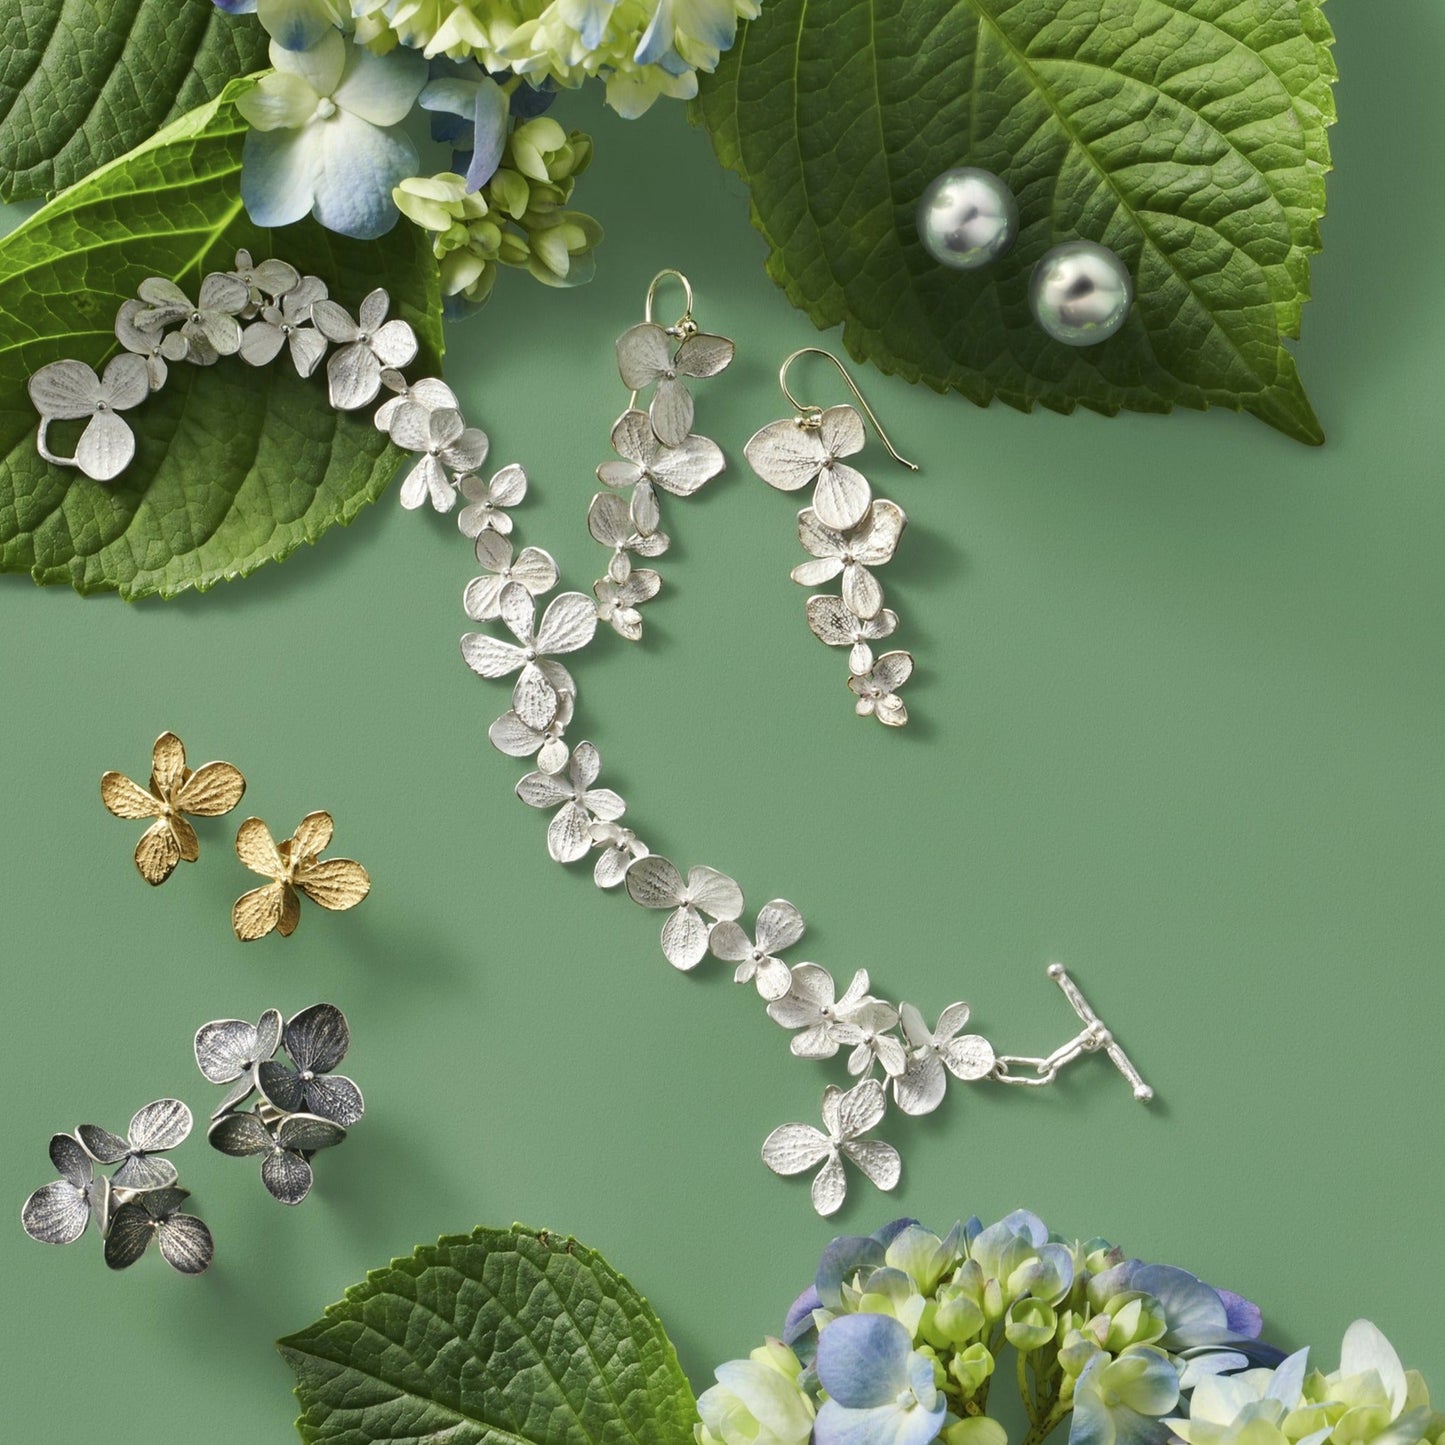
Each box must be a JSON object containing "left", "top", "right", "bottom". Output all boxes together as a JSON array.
[
  {"left": 232, "top": 811, "right": 370, "bottom": 942},
  {"left": 101, "top": 732, "right": 247, "bottom": 885}
]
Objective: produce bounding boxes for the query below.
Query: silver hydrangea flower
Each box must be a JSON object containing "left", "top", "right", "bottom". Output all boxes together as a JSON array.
[{"left": 761, "top": 1078, "right": 901, "bottom": 1217}]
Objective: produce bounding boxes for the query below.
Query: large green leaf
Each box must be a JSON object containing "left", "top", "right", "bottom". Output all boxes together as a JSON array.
[
  {"left": 694, "top": 0, "right": 1336, "bottom": 444},
  {"left": 0, "top": 0, "right": 267, "bottom": 202},
  {"left": 278, "top": 1225, "right": 699, "bottom": 1445},
  {"left": 0, "top": 81, "right": 441, "bottom": 600}
]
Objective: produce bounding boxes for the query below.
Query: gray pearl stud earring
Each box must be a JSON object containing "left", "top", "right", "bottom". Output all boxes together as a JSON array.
[
  {"left": 916, "top": 167, "right": 1018, "bottom": 270},
  {"left": 1029, "top": 240, "right": 1133, "bottom": 345}
]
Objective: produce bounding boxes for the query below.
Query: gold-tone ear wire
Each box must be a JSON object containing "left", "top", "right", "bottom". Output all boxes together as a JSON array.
[
  {"left": 643, "top": 268, "right": 696, "bottom": 334},
  {"left": 778, "top": 347, "right": 920, "bottom": 472}
]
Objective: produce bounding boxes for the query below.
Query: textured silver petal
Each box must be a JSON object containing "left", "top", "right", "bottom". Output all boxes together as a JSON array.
[
  {"left": 76, "top": 1124, "right": 128, "bottom": 1164},
  {"left": 841, "top": 562, "right": 883, "bottom": 620},
  {"left": 755, "top": 900, "right": 805, "bottom": 955},
  {"left": 110, "top": 1151, "right": 179, "bottom": 1192},
  {"left": 660, "top": 906, "right": 710, "bottom": 970},
  {"left": 649, "top": 377, "right": 694, "bottom": 449},
  {"left": 102, "top": 1203, "right": 154, "bottom": 1269},
  {"left": 513, "top": 663, "right": 561, "bottom": 732},
  {"left": 837, "top": 1077, "right": 888, "bottom": 1137},
  {"left": 754, "top": 957, "right": 793, "bottom": 1002},
  {"left": 650, "top": 433, "right": 725, "bottom": 497},
  {"left": 812, "top": 462, "right": 871, "bottom": 531},
  {"left": 127, "top": 1098, "right": 192, "bottom": 1153},
  {"left": 942, "top": 1035, "right": 997, "bottom": 1082},
  {"left": 326, "top": 341, "right": 383, "bottom": 410},
  {"left": 535, "top": 592, "right": 598, "bottom": 655},
  {"left": 261, "top": 1149, "right": 314, "bottom": 1206},
  {"left": 284, "top": 1003, "right": 350, "bottom": 1075},
  {"left": 194, "top": 1019, "right": 259, "bottom": 1083},
  {"left": 547, "top": 802, "right": 593, "bottom": 863},
  {"left": 49, "top": 1132, "right": 92, "bottom": 1190},
  {"left": 842, "top": 1137, "right": 901, "bottom": 1191},
  {"left": 810, "top": 1153, "right": 848, "bottom": 1217},
  {"left": 21, "top": 1180, "right": 89, "bottom": 1245},
  {"left": 461, "top": 632, "right": 528, "bottom": 679},
  {"left": 674, "top": 331, "right": 735, "bottom": 379},
  {"left": 761, "top": 1123, "right": 831, "bottom": 1176},
  {"left": 157, "top": 1213, "right": 214, "bottom": 1275},
  {"left": 276, "top": 1113, "right": 347, "bottom": 1154},
  {"left": 301, "top": 1073, "right": 365, "bottom": 1127},
  {"left": 257, "top": 1060, "right": 304, "bottom": 1112},
  {"left": 818, "top": 404, "right": 866, "bottom": 458},
  {"left": 744, "top": 419, "right": 823, "bottom": 492},
  {"left": 686, "top": 866, "right": 743, "bottom": 921},
  {"left": 625, "top": 855, "right": 686, "bottom": 909},
  {"left": 615, "top": 323, "right": 670, "bottom": 390},
  {"left": 207, "top": 1111, "right": 273, "bottom": 1157}
]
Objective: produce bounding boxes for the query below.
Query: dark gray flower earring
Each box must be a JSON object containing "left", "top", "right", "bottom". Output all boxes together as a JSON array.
[
  {"left": 21, "top": 1101, "right": 213, "bottom": 1274},
  {"left": 201, "top": 1003, "right": 363, "bottom": 1206}
]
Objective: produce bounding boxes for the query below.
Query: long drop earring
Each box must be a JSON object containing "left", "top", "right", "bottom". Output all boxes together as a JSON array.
[
  {"left": 586, "top": 269, "right": 735, "bottom": 640},
  {"left": 744, "top": 349, "right": 920, "bottom": 728}
]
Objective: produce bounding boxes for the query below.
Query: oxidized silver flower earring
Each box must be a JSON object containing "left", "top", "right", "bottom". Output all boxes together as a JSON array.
[
  {"left": 744, "top": 349, "right": 920, "bottom": 728},
  {"left": 201, "top": 1002, "right": 363, "bottom": 1205},
  {"left": 585, "top": 269, "right": 734, "bottom": 640},
  {"left": 20, "top": 1100, "right": 214, "bottom": 1273}
]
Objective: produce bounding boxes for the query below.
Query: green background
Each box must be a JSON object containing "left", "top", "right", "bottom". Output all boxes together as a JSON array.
[{"left": 2, "top": 2, "right": 1442, "bottom": 1436}]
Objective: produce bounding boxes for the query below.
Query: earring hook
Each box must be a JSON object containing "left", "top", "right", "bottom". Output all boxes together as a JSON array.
[
  {"left": 644, "top": 269, "right": 695, "bottom": 332},
  {"left": 778, "top": 347, "right": 919, "bottom": 472}
]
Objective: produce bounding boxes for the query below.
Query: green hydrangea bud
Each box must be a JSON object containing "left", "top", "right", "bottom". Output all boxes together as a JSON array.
[
  {"left": 393, "top": 172, "right": 486, "bottom": 233},
  {"left": 949, "top": 1342, "right": 996, "bottom": 1395},
  {"left": 1091, "top": 1293, "right": 1167, "bottom": 1352},
  {"left": 526, "top": 211, "right": 604, "bottom": 288},
  {"left": 1059, "top": 1327, "right": 1104, "bottom": 1379},
  {"left": 1006, "top": 1299, "right": 1059, "bottom": 1354},
  {"left": 943, "top": 1419, "right": 1008, "bottom": 1445},
  {"left": 928, "top": 1282, "right": 986, "bottom": 1348}
]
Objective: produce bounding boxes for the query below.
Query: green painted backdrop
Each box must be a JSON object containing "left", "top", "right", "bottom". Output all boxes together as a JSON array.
[{"left": 2, "top": 4, "right": 1442, "bottom": 1437}]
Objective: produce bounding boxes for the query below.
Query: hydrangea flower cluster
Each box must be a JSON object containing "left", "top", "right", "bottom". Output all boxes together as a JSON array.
[
  {"left": 695, "top": 1213, "right": 1441, "bottom": 1445},
  {"left": 350, "top": 0, "right": 763, "bottom": 118},
  {"left": 214, "top": 0, "right": 761, "bottom": 305}
]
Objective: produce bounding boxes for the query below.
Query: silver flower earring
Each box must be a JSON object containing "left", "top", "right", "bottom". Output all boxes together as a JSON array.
[
  {"left": 744, "top": 348, "right": 921, "bottom": 728},
  {"left": 585, "top": 269, "right": 735, "bottom": 640},
  {"left": 20, "top": 1099, "right": 214, "bottom": 1273},
  {"left": 200, "top": 1002, "right": 363, "bottom": 1206}
]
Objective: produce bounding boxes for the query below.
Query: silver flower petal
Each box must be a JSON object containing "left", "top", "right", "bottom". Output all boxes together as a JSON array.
[
  {"left": 207, "top": 1111, "right": 273, "bottom": 1157},
  {"left": 811, "top": 461, "right": 872, "bottom": 532},
  {"left": 261, "top": 1148, "right": 314, "bottom": 1206},
  {"left": 614, "top": 322, "right": 671, "bottom": 390},
  {"left": 155, "top": 1210, "right": 214, "bottom": 1275},
  {"left": 101, "top": 1202, "right": 155, "bottom": 1269},
  {"left": 673, "top": 331, "right": 735, "bottom": 379},
  {"left": 298, "top": 1072, "right": 365, "bottom": 1128},
  {"left": 21, "top": 1178, "right": 90, "bottom": 1245},
  {"left": 649, "top": 376, "right": 694, "bottom": 449},
  {"left": 744, "top": 418, "right": 825, "bottom": 492},
  {"left": 127, "top": 1098, "right": 192, "bottom": 1153},
  {"left": 284, "top": 1003, "right": 350, "bottom": 1075},
  {"left": 50, "top": 1131, "right": 92, "bottom": 1189},
  {"left": 110, "top": 1151, "right": 179, "bottom": 1193}
]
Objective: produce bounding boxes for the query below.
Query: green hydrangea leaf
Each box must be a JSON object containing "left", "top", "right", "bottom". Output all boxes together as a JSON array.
[
  {"left": 277, "top": 1224, "right": 699, "bottom": 1445},
  {"left": 0, "top": 81, "right": 442, "bottom": 600},
  {"left": 693, "top": 0, "right": 1337, "bottom": 444},
  {"left": 0, "top": 0, "right": 268, "bottom": 202}
]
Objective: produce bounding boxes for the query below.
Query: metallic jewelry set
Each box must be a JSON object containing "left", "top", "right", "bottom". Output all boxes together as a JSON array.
[
  {"left": 24, "top": 242, "right": 1152, "bottom": 1239},
  {"left": 20, "top": 1003, "right": 363, "bottom": 1273}
]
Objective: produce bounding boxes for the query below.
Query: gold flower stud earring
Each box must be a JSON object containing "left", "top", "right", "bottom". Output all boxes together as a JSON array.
[
  {"left": 101, "top": 732, "right": 247, "bottom": 885},
  {"left": 231, "top": 811, "right": 370, "bottom": 941}
]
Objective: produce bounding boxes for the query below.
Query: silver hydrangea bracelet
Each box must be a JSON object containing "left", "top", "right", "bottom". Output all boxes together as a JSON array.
[{"left": 28, "top": 253, "right": 1155, "bottom": 1218}]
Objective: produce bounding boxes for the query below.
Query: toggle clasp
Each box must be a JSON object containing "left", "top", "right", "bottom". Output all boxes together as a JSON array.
[{"left": 991, "top": 964, "right": 1154, "bottom": 1101}]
